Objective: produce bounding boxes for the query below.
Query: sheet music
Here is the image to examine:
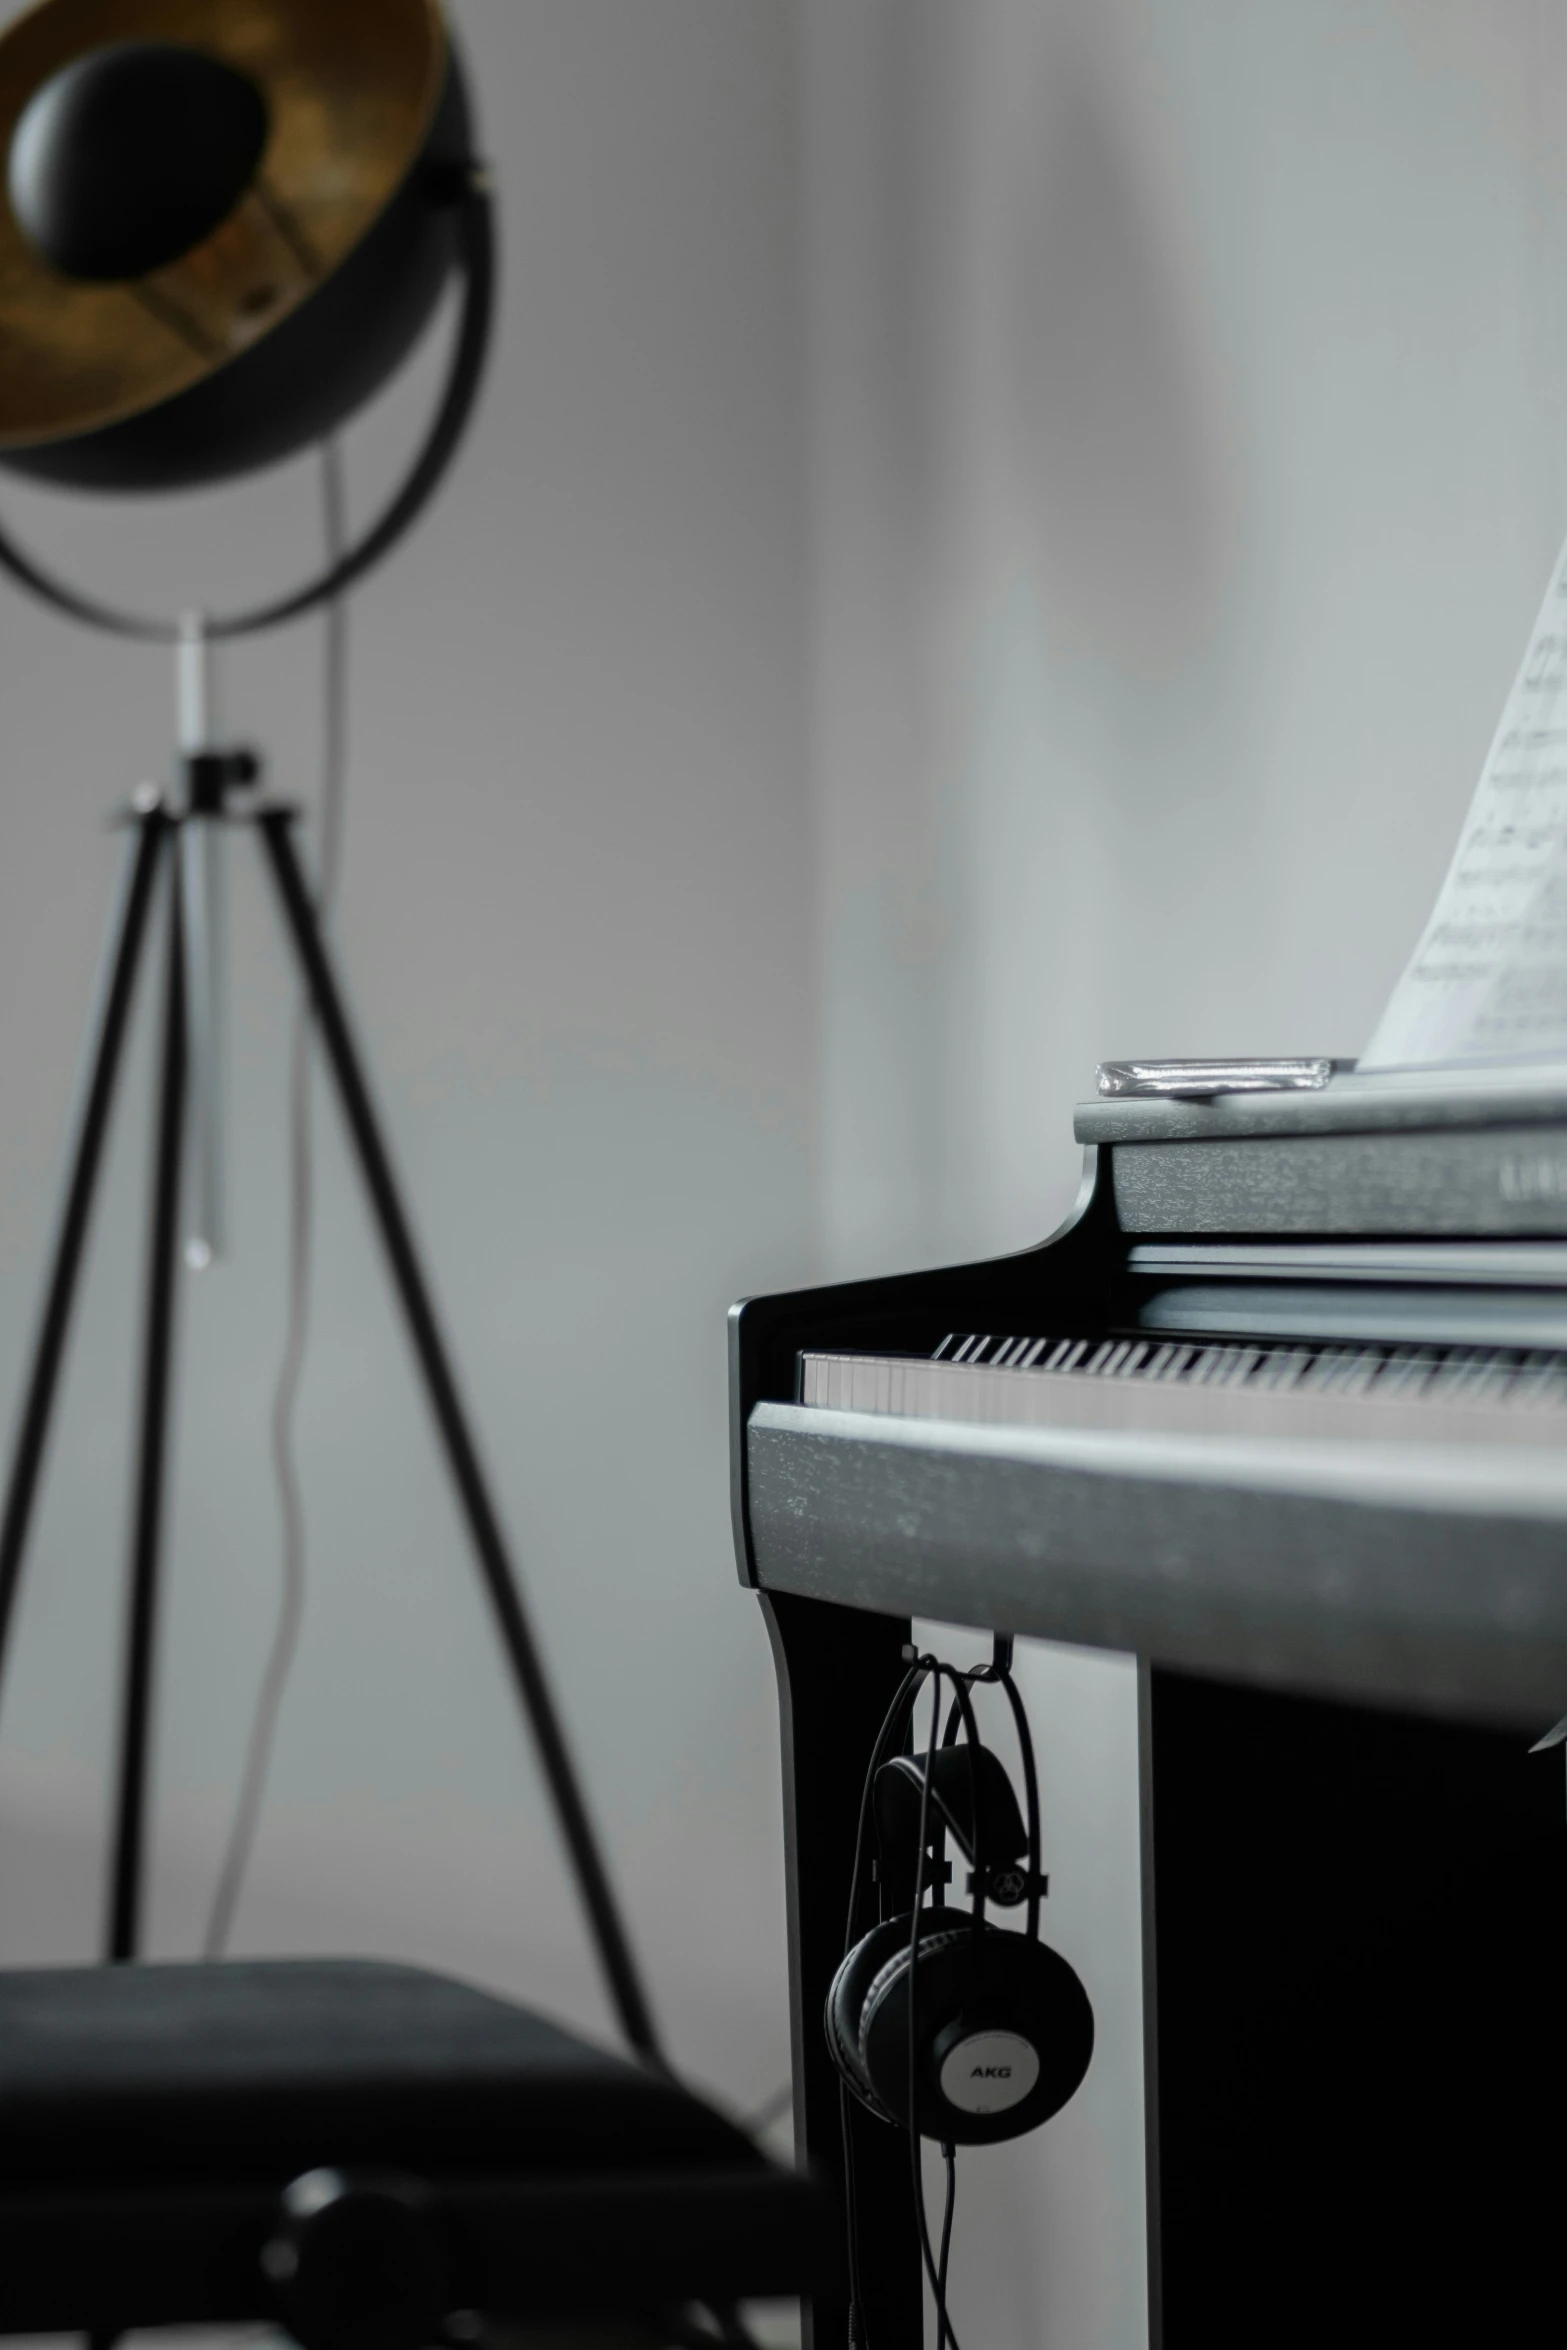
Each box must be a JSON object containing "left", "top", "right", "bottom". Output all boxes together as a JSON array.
[{"left": 1362, "top": 532, "right": 1567, "bottom": 1070}]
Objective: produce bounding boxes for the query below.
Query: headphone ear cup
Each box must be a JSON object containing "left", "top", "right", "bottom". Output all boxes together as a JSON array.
[
  {"left": 825, "top": 1916, "right": 920, "bottom": 2116},
  {"left": 858, "top": 1923, "right": 1094, "bottom": 2145}
]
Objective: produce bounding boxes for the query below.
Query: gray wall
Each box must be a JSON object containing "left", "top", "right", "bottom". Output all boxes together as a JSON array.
[
  {"left": 3, "top": 2, "right": 1567, "bottom": 2344},
  {"left": 806, "top": 0, "right": 1567, "bottom": 2340},
  {"left": 809, "top": 0, "right": 1567, "bottom": 1273},
  {"left": 0, "top": 0, "right": 811, "bottom": 2136}
]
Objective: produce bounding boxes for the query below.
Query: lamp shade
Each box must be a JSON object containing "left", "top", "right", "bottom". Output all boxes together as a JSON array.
[{"left": 0, "top": 0, "right": 472, "bottom": 492}]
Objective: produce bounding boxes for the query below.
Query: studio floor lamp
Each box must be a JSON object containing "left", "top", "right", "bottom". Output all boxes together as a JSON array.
[
  {"left": 0, "top": 16, "right": 836, "bottom": 2341},
  {"left": 0, "top": 0, "right": 659, "bottom": 2062}
]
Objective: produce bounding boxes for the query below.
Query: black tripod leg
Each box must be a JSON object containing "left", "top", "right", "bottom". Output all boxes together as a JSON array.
[
  {"left": 0, "top": 809, "right": 168, "bottom": 1704},
  {"left": 254, "top": 809, "right": 662, "bottom": 2063},
  {"left": 106, "top": 848, "right": 186, "bottom": 1963}
]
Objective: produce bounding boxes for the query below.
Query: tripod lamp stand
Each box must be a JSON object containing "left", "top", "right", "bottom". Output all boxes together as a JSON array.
[
  {"left": 0, "top": 0, "right": 657, "bottom": 2058},
  {"left": 0, "top": 15, "right": 837, "bottom": 2339}
]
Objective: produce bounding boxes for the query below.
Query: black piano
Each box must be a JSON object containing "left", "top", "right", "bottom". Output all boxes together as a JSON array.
[{"left": 731, "top": 1063, "right": 1567, "bottom": 2350}]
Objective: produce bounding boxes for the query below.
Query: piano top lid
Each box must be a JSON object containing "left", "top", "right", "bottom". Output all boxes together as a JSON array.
[{"left": 1075, "top": 1059, "right": 1567, "bottom": 1145}]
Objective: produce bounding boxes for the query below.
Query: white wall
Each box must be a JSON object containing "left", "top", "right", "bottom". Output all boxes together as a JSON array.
[
  {"left": 806, "top": 1, "right": 1567, "bottom": 2342},
  {"left": 0, "top": 0, "right": 811, "bottom": 2137}
]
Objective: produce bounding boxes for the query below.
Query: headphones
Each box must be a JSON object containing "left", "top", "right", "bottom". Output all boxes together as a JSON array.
[{"left": 825, "top": 1641, "right": 1094, "bottom": 2148}]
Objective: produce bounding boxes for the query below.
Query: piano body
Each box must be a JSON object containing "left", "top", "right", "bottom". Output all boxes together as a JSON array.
[{"left": 731, "top": 1066, "right": 1567, "bottom": 2349}]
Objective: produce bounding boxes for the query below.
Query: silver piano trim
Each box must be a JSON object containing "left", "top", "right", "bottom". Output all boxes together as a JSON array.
[
  {"left": 1096, "top": 1058, "right": 1333, "bottom": 1099},
  {"left": 1127, "top": 1240, "right": 1567, "bottom": 1285},
  {"left": 1074, "top": 1062, "right": 1567, "bottom": 1143},
  {"left": 747, "top": 1401, "right": 1567, "bottom": 1725}
]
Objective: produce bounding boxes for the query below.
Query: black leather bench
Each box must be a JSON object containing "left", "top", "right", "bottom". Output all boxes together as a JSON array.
[{"left": 0, "top": 1958, "right": 828, "bottom": 2345}]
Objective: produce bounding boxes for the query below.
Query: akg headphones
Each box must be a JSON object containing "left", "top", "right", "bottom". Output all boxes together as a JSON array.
[{"left": 826, "top": 1644, "right": 1094, "bottom": 2147}]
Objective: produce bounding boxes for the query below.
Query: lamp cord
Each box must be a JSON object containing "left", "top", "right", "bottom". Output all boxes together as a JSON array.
[{"left": 202, "top": 440, "right": 348, "bottom": 1959}]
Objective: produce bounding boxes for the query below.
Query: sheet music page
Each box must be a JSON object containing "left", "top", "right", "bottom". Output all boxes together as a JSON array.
[{"left": 1361, "top": 531, "right": 1567, "bottom": 1069}]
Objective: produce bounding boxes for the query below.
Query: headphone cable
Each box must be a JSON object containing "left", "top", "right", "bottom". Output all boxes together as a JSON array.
[
  {"left": 991, "top": 1659, "right": 1044, "bottom": 1944},
  {"left": 839, "top": 2077, "right": 866, "bottom": 2349},
  {"left": 838, "top": 1651, "right": 981, "bottom": 2349},
  {"left": 907, "top": 1659, "right": 966, "bottom": 2350},
  {"left": 937, "top": 2141, "right": 957, "bottom": 2335},
  {"left": 838, "top": 1655, "right": 924, "bottom": 2348},
  {"left": 840, "top": 1642, "right": 1051, "bottom": 2350}
]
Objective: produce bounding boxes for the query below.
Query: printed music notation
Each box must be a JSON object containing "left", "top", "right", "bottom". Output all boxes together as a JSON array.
[{"left": 1363, "top": 540, "right": 1567, "bottom": 1068}]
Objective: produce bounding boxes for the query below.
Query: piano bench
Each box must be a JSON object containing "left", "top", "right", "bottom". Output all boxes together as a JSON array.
[{"left": 0, "top": 1957, "right": 828, "bottom": 2343}]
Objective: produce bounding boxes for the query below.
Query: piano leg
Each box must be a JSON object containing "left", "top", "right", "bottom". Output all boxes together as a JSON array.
[
  {"left": 1143, "top": 1665, "right": 1567, "bottom": 2350},
  {"left": 760, "top": 1590, "right": 924, "bottom": 2350}
]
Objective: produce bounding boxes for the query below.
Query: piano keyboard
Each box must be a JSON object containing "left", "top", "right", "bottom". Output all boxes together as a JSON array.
[
  {"left": 799, "top": 1331, "right": 1567, "bottom": 1449},
  {"left": 741, "top": 1068, "right": 1567, "bottom": 1722}
]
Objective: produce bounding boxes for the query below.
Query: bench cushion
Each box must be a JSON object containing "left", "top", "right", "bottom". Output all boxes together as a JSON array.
[{"left": 0, "top": 1959, "right": 754, "bottom": 2189}]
